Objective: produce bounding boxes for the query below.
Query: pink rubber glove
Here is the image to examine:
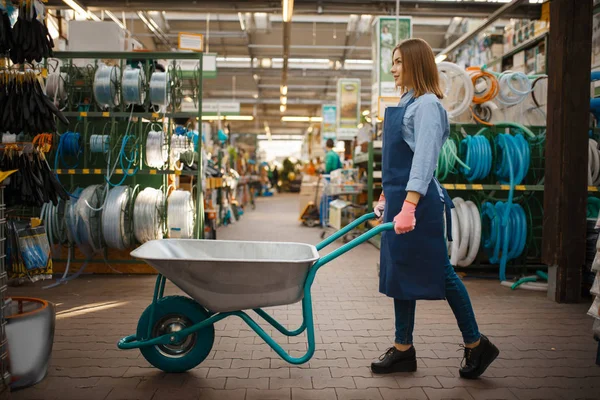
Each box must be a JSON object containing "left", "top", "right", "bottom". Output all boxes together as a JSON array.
[
  {"left": 374, "top": 193, "right": 385, "bottom": 220},
  {"left": 393, "top": 201, "right": 416, "bottom": 234}
]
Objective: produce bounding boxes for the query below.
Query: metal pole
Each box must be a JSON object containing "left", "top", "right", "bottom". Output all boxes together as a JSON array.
[
  {"left": 395, "top": 0, "right": 400, "bottom": 42},
  {"left": 196, "top": 53, "right": 205, "bottom": 239}
]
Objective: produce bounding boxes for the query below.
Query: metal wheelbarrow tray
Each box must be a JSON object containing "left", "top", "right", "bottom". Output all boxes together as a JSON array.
[
  {"left": 129, "top": 239, "right": 320, "bottom": 313},
  {"left": 118, "top": 213, "right": 394, "bottom": 373}
]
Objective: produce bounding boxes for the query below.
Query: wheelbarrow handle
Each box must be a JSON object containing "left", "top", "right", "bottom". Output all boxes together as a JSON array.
[{"left": 316, "top": 212, "right": 380, "bottom": 251}]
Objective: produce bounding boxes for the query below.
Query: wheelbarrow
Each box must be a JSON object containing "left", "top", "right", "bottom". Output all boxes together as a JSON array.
[{"left": 118, "top": 213, "right": 391, "bottom": 373}]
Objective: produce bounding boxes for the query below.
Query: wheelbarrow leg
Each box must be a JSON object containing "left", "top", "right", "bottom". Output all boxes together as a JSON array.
[{"left": 253, "top": 309, "right": 306, "bottom": 337}]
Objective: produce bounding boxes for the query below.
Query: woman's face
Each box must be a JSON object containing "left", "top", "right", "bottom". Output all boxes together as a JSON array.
[{"left": 390, "top": 48, "right": 405, "bottom": 88}]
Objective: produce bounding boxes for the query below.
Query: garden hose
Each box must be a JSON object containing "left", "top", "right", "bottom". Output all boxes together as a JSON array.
[
  {"left": 449, "top": 197, "right": 481, "bottom": 267},
  {"left": 54, "top": 131, "right": 82, "bottom": 169},
  {"left": 471, "top": 103, "right": 493, "bottom": 126},
  {"left": 460, "top": 135, "right": 492, "bottom": 182},
  {"left": 150, "top": 71, "right": 171, "bottom": 108},
  {"left": 122, "top": 67, "right": 146, "bottom": 106},
  {"left": 589, "top": 139, "right": 600, "bottom": 186},
  {"left": 496, "top": 71, "right": 532, "bottom": 106},
  {"left": 101, "top": 186, "right": 133, "bottom": 250},
  {"left": 494, "top": 133, "right": 530, "bottom": 187},
  {"left": 588, "top": 197, "right": 600, "bottom": 219},
  {"left": 133, "top": 187, "right": 166, "bottom": 244},
  {"left": 436, "top": 138, "right": 469, "bottom": 181},
  {"left": 167, "top": 190, "right": 194, "bottom": 239},
  {"left": 467, "top": 67, "right": 499, "bottom": 105},
  {"left": 437, "top": 62, "right": 474, "bottom": 119},
  {"left": 145, "top": 129, "right": 168, "bottom": 169},
  {"left": 531, "top": 76, "right": 548, "bottom": 109}
]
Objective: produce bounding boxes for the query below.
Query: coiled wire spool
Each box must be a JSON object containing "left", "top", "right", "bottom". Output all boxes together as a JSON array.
[
  {"left": 460, "top": 135, "right": 492, "bottom": 182},
  {"left": 149, "top": 71, "right": 171, "bottom": 107},
  {"left": 449, "top": 197, "right": 481, "bottom": 267},
  {"left": 122, "top": 68, "right": 146, "bottom": 106},
  {"left": 101, "top": 186, "right": 132, "bottom": 250},
  {"left": 40, "top": 199, "right": 68, "bottom": 246},
  {"left": 496, "top": 71, "right": 532, "bottom": 106},
  {"left": 589, "top": 139, "right": 600, "bottom": 186},
  {"left": 94, "top": 65, "right": 120, "bottom": 108},
  {"left": 437, "top": 62, "right": 474, "bottom": 119},
  {"left": 133, "top": 187, "right": 166, "bottom": 244},
  {"left": 167, "top": 190, "right": 194, "bottom": 239},
  {"left": 146, "top": 130, "right": 168, "bottom": 168},
  {"left": 90, "top": 135, "right": 110, "bottom": 153}
]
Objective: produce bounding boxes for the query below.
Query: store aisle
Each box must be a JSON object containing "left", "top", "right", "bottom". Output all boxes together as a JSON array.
[{"left": 10, "top": 193, "right": 600, "bottom": 400}]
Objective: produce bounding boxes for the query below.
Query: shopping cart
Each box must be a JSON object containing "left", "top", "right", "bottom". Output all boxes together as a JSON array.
[{"left": 118, "top": 213, "right": 392, "bottom": 373}]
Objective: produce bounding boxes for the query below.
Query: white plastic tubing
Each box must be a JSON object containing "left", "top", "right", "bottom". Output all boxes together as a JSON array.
[
  {"left": 437, "top": 61, "right": 474, "bottom": 120},
  {"left": 133, "top": 187, "right": 166, "bottom": 244},
  {"left": 101, "top": 186, "right": 132, "bottom": 250},
  {"left": 448, "top": 197, "right": 481, "bottom": 267},
  {"left": 167, "top": 190, "right": 195, "bottom": 239},
  {"left": 496, "top": 71, "right": 532, "bottom": 106},
  {"left": 146, "top": 130, "right": 168, "bottom": 168},
  {"left": 589, "top": 139, "right": 600, "bottom": 186}
]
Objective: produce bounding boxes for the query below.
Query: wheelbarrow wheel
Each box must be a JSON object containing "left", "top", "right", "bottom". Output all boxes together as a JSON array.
[{"left": 137, "top": 295, "right": 215, "bottom": 373}]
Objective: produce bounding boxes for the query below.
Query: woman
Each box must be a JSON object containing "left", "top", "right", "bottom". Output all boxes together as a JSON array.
[{"left": 371, "top": 38, "right": 499, "bottom": 379}]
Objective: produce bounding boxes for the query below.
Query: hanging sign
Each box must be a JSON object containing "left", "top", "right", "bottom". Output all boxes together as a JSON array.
[
  {"left": 372, "top": 16, "right": 412, "bottom": 113},
  {"left": 336, "top": 79, "right": 361, "bottom": 140},
  {"left": 321, "top": 104, "right": 337, "bottom": 138},
  {"left": 178, "top": 32, "right": 204, "bottom": 52}
]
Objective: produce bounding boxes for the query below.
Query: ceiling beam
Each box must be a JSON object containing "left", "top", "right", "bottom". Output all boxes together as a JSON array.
[{"left": 48, "top": 1, "right": 542, "bottom": 19}]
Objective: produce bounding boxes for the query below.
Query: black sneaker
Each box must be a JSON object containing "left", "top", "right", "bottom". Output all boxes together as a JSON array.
[
  {"left": 459, "top": 334, "right": 499, "bottom": 379},
  {"left": 371, "top": 346, "right": 417, "bottom": 374}
]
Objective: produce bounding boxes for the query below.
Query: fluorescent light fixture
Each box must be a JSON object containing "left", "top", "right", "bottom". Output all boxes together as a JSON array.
[
  {"left": 346, "top": 59, "right": 373, "bottom": 65},
  {"left": 280, "top": 96, "right": 287, "bottom": 105},
  {"left": 201, "top": 115, "right": 254, "bottom": 121},
  {"left": 105, "top": 10, "right": 126, "bottom": 30},
  {"left": 281, "top": 116, "right": 322, "bottom": 122},
  {"left": 62, "top": 0, "right": 88, "bottom": 19},
  {"left": 260, "top": 58, "right": 272, "bottom": 68},
  {"left": 280, "top": 85, "right": 288, "bottom": 95},
  {"left": 282, "top": 0, "right": 294, "bottom": 22},
  {"left": 238, "top": 12, "right": 246, "bottom": 31},
  {"left": 258, "top": 135, "right": 304, "bottom": 140},
  {"left": 253, "top": 93, "right": 259, "bottom": 99},
  {"left": 217, "top": 56, "right": 252, "bottom": 63},
  {"left": 253, "top": 74, "right": 260, "bottom": 81},
  {"left": 280, "top": 105, "right": 287, "bottom": 113},
  {"left": 362, "top": 110, "right": 370, "bottom": 116},
  {"left": 435, "top": 54, "right": 447, "bottom": 64},
  {"left": 88, "top": 12, "right": 101, "bottom": 21}
]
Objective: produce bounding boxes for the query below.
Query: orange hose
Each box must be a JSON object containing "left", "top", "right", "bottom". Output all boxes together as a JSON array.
[{"left": 467, "top": 67, "right": 499, "bottom": 104}]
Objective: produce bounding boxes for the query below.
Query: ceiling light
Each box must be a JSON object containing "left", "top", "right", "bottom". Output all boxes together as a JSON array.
[
  {"left": 253, "top": 93, "right": 259, "bottom": 99},
  {"left": 105, "top": 10, "right": 126, "bottom": 30},
  {"left": 362, "top": 110, "right": 370, "bottom": 116},
  {"left": 281, "top": 96, "right": 287, "bottom": 105},
  {"left": 261, "top": 58, "right": 272, "bottom": 68},
  {"left": 435, "top": 54, "right": 447, "bottom": 64},
  {"left": 253, "top": 74, "right": 260, "bottom": 81},
  {"left": 88, "top": 12, "right": 101, "bottom": 21},
  {"left": 281, "top": 116, "right": 323, "bottom": 122},
  {"left": 238, "top": 12, "right": 246, "bottom": 31},
  {"left": 282, "top": 0, "right": 294, "bottom": 23},
  {"left": 201, "top": 115, "right": 254, "bottom": 121},
  {"left": 62, "top": 0, "right": 88, "bottom": 19},
  {"left": 280, "top": 105, "right": 287, "bottom": 113},
  {"left": 280, "top": 85, "right": 288, "bottom": 95},
  {"left": 184, "top": 96, "right": 193, "bottom": 103}
]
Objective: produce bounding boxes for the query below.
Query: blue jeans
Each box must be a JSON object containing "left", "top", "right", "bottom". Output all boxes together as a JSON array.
[{"left": 394, "top": 264, "right": 480, "bottom": 345}]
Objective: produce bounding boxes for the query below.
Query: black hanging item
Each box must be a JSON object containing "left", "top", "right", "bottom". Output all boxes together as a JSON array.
[
  {"left": 0, "top": 6, "right": 13, "bottom": 55},
  {"left": 0, "top": 72, "right": 69, "bottom": 134},
  {"left": 10, "top": 1, "right": 53, "bottom": 64}
]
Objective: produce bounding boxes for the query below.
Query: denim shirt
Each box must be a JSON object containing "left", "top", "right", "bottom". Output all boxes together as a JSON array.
[{"left": 397, "top": 90, "right": 449, "bottom": 200}]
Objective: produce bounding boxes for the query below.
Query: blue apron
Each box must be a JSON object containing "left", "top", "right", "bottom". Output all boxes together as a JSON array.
[{"left": 379, "top": 96, "right": 454, "bottom": 301}]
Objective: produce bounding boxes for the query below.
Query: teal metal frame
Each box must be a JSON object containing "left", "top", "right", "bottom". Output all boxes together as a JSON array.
[{"left": 118, "top": 213, "right": 392, "bottom": 365}]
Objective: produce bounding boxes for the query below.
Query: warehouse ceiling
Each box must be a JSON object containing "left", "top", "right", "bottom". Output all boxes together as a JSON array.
[{"left": 45, "top": 0, "right": 543, "bottom": 135}]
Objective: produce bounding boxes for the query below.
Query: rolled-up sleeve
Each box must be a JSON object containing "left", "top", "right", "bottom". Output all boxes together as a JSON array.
[{"left": 405, "top": 98, "right": 446, "bottom": 196}]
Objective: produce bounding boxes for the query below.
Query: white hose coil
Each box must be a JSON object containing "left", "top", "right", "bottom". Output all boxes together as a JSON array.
[
  {"left": 133, "top": 187, "right": 166, "bottom": 244},
  {"left": 46, "top": 72, "right": 67, "bottom": 104},
  {"left": 589, "top": 139, "right": 600, "bottom": 186},
  {"left": 496, "top": 71, "right": 532, "bottom": 106},
  {"left": 167, "top": 190, "right": 194, "bottom": 239},
  {"left": 101, "top": 186, "right": 132, "bottom": 250},
  {"left": 448, "top": 197, "right": 481, "bottom": 267},
  {"left": 146, "top": 130, "right": 168, "bottom": 168},
  {"left": 74, "top": 185, "right": 104, "bottom": 257},
  {"left": 94, "top": 65, "right": 120, "bottom": 108},
  {"left": 437, "top": 62, "right": 474, "bottom": 120},
  {"left": 150, "top": 71, "right": 171, "bottom": 107},
  {"left": 122, "top": 68, "right": 146, "bottom": 105},
  {"left": 90, "top": 135, "right": 110, "bottom": 153}
]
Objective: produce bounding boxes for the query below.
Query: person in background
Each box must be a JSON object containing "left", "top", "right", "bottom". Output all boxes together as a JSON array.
[
  {"left": 324, "top": 139, "right": 342, "bottom": 173},
  {"left": 370, "top": 38, "right": 499, "bottom": 379},
  {"left": 272, "top": 167, "right": 280, "bottom": 192}
]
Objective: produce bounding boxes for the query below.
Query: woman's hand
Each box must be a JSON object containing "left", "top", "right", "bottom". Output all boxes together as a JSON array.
[
  {"left": 393, "top": 200, "right": 417, "bottom": 234},
  {"left": 374, "top": 193, "right": 385, "bottom": 221}
]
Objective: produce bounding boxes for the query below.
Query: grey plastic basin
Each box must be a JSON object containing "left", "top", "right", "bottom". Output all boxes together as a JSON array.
[{"left": 130, "top": 239, "right": 320, "bottom": 312}]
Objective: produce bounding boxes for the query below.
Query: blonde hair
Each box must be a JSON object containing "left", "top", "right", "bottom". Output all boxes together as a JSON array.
[{"left": 393, "top": 38, "right": 443, "bottom": 99}]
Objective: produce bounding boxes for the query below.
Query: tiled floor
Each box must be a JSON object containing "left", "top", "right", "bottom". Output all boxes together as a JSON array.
[{"left": 8, "top": 194, "right": 600, "bottom": 400}]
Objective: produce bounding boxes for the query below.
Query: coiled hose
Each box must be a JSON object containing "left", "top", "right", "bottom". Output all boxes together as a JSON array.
[
  {"left": 589, "top": 139, "right": 600, "bottom": 186},
  {"left": 460, "top": 135, "right": 493, "bottom": 182},
  {"left": 449, "top": 197, "right": 481, "bottom": 267},
  {"left": 101, "top": 186, "right": 132, "bottom": 250},
  {"left": 436, "top": 138, "right": 470, "bottom": 181}
]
